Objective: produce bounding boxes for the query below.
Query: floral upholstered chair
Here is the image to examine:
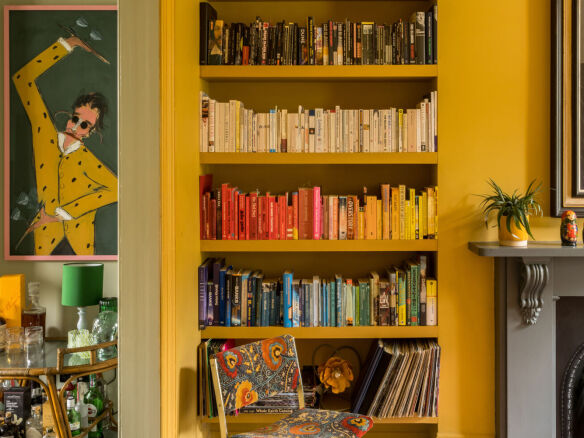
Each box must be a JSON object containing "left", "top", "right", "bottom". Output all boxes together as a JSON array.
[{"left": 210, "top": 334, "right": 374, "bottom": 438}]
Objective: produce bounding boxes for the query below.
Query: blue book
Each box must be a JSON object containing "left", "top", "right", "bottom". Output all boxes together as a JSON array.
[
  {"left": 269, "top": 281, "right": 276, "bottom": 326},
  {"left": 241, "top": 270, "right": 251, "bottom": 326},
  {"left": 254, "top": 273, "right": 264, "bottom": 327},
  {"left": 211, "top": 258, "right": 225, "bottom": 326},
  {"left": 218, "top": 265, "right": 230, "bottom": 326},
  {"left": 292, "top": 280, "right": 300, "bottom": 327},
  {"left": 335, "top": 275, "right": 343, "bottom": 327},
  {"left": 225, "top": 268, "right": 233, "bottom": 327},
  {"left": 330, "top": 280, "right": 335, "bottom": 327},
  {"left": 277, "top": 281, "right": 283, "bottom": 326},
  {"left": 261, "top": 282, "right": 271, "bottom": 326},
  {"left": 198, "top": 258, "right": 213, "bottom": 329},
  {"left": 231, "top": 270, "right": 242, "bottom": 326},
  {"left": 247, "top": 272, "right": 257, "bottom": 327},
  {"left": 283, "top": 271, "right": 293, "bottom": 328}
]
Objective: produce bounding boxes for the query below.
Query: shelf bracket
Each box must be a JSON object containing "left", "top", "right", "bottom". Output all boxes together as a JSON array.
[{"left": 518, "top": 258, "right": 550, "bottom": 325}]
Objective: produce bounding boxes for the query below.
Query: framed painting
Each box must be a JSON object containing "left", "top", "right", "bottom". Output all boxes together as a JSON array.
[{"left": 4, "top": 6, "right": 118, "bottom": 260}]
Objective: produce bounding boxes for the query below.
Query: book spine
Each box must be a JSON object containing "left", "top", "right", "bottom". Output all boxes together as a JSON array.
[
  {"left": 198, "top": 263, "right": 209, "bottom": 329},
  {"left": 238, "top": 193, "right": 246, "bottom": 240},
  {"left": 225, "top": 271, "right": 232, "bottom": 327},
  {"left": 411, "top": 263, "right": 419, "bottom": 326},
  {"left": 232, "top": 274, "right": 241, "bottom": 326},
  {"left": 426, "top": 278, "right": 437, "bottom": 325},
  {"left": 338, "top": 196, "right": 347, "bottom": 240},
  {"left": 247, "top": 275, "right": 254, "bottom": 326},
  {"left": 313, "top": 187, "right": 321, "bottom": 240},
  {"left": 308, "top": 17, "right": 315, "bottom": 65},
  {"left": 261, "top": 283, "right": 270, "bottom": 326},
  {"left": 216, "top": 188, "right": 222, "bottom": 240},
  {"left": 299, "top": 188, "right": 313, "bottom": 240},
  {"left": 398, "top": 270, "right": 406, "bottom": 326},
  {"left": 219, "top": 268, "right": 227, "bottom": 325},
  {"left": 213, "top": 261, "right": 222, "bottom": 325},
  {"left": 207, "top": 280, "right": 214, "bottom": 326}
]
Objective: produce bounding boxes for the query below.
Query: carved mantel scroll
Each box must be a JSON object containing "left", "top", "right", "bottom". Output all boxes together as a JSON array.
[{"left": 519, "top": 258, "right": 550, "bottom": 325}]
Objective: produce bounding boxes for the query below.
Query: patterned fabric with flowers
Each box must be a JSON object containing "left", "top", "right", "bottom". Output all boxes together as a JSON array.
[
  {"left": 231, "top": 408, "right": 373, "bottom": 438},
  {"left": 213, "top": 335, "right": 301, "bottom": 413}
]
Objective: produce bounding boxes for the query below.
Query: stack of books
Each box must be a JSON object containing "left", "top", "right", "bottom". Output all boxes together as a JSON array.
[
  {"left": 198, "top": 256, "right": 437, "bottom": 329},
  {"left": 199, "top": 93, "right": 438, "bottom": 153},
  {"left": 201, "top": 4, "right": 438, "bottom": 66},
  {"left": 352, "top": 339, "right": 440, "bottom": 418},
  {"left": 200, "top": 176, "right": 438, "bottom": 241}
]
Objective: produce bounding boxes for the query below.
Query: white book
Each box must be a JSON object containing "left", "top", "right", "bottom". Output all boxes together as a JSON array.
[
  {"left": 382, "top": 110, "right": 389, "bottom": 153},
  {"left": 308, "top": 110, "right": 315, "bottom": 153},
  {"left": 391, "top": 108, "right": 398, "bottom": 153},
  {"left": 281, "top": 109, "right": 288, "bottom": 152},
  {"left": 315, "top": 108, "right": 324, "bottom": 152},
  {"left": 378, "top": 110, "right": 384, "bottom": 153},
  {"left": 208, "top": 98, "right": 215, "bottom": 153},
  {"left": 372, "top": 110, "right": 379, "bottom": 153},
  {"left": 241, "top": 108, "right": 247, "bottom": 153},
  {"left": 419, "top": 102, "right": 427, "bottom": 152},
  {"left": 222, "top": 102, "right": 230, "bottom": 153},
  {"left": 257, "top": 113, "right": 266, "bottom": 153},
  {"left": 237, "top": 102, "right": 244, "bottom": 152},
  {"left": 304, "top": 109, "right": 310, "bottom": 152},
  {"left": 216, "top": 102, "right": 223, "bottom": 152},
  {"left": 228, "top": 100, "right": 237, "bottom": 152},
  {"left": 403, "top": 111, "right": 408, "bottom": 153},
  {"left": 348, "top": 110, "right": 354, "bottom": 153},
  {"left": 199, "top": 92, "right": 209, "bottom": 152},
  {"left": 252, "top": 113, "right": 257, "bottom": 152},
  {"left": 335, "top": 106, "right": 341, "bottom": 152},
  {"left": 362, "top": 109, "right": 369, "bottom": 152},
  {"left": 416, "top": 108, "right": 422, "bottom": 152},
  {"left": 248, "top": 109, "right": 253, "bottom": 153},
  {"left": 324, "top": 110, "right": 329, "bottom": 153},
  {"left": 329, "top": 111, "right": 336, "bottom": 153},
  {"left": 342, "top": 110, "right": 349, "bottom": 153},
  {"left": 287, "top": 113, "right": 294, "bottom": 153},
  {"left": 269, "top": 109, "right": 276, "bottom": 152},
  {"left": 354, "top": 109, "right": 360, "bottom": 153}
]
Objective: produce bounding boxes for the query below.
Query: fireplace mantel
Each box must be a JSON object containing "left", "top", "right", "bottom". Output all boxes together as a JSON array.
[{"left": 469, "top": 241, "right": 584, "bottom": 438}]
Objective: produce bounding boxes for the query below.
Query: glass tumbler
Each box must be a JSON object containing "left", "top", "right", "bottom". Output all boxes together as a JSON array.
[
  {"left": 6, "top": 327, "right": 24, "bottom": 366},
  {"left": 24, "top": 326, "right": 44, "bottom": 367}
]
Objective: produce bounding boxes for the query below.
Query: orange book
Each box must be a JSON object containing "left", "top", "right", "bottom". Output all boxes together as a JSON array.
[
  {"left": 376, "top": 199, "right": 382, "bottom": 240},
  {"left": 381, "top": 184, "right": 390, "bottom": 240},
  {"left": 358, "top": 207, "right": 365, "bottom": 240},
  {"left": 332, "top": 196, "right": 339, "bottom": 240},
  {"left": 366, "top": 196, "right": 377, "bottom": 239},
  {"left": 0, "top": 274, "right": 25, "bottom": 327}
]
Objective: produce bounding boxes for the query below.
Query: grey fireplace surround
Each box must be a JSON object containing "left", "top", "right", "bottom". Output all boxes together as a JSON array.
[{"left": 469, "top": 242, "right": 584, "bottom": 438}]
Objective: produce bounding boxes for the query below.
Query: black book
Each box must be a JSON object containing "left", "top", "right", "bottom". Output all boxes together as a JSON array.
[
  {"left": 351, "top": 340, "right": 384, "bottom": 413},
  {"left": 222, "top": 25, "right": 229, "bottom": 65},
  {"left": 234, "top": 23, "right": 243, "bottom": 65},
  {"left": 299, "top": 27, "right": 308, "bottom": 65},
  {"left": 276, "top": 21, "right": 284, "bottom": 65},
  {"left": 225, "top": 268, "right": 233, "bottom": 326},
  {"left": 198, "top": 257, "right": 213, "bottom": 329},
  {"left": 212, "top": 258, "right": 225, "bottom": 325},
  {"left": 432, "top": 4, "right": 437, "bottom": 64},
  {"left": 307, "top": 17, "right": 315, "bottom": 65},
  {"left": 355, "top": 22, "right": 362, "bottom": 65},
  {"left": 425, "top": 9, "right": 433, "bottom": 64},
  {"left": 255, "top": 272, "right": 264, "bottom": 327},
  {"left": 322, "top": 22, "right": 329, "bottom": 65},
  {"left": 229, "top": 23, "right": 237, "bottom": 65},
  {"left": 359, "top": 343, "right": 392, "bottom": 415},
  {"left": 199, "top": 2, "right": 217, "bottom": 65},
  {"left": 403, "top": 21, "right": 409, "bottom": 65},
  {"left": 347, "top": 21, "right": 353, "bottom": 65},
  {"left": 214, "top": 188, "right": 221, "bottom": 240},
  {"left": 413, "top": 12, "right": 425, "bottom": 65},
  {"left": 409, "top": 22, "right": 416, "bottom": 64},
  {"left": 292, "top": 23, "right": 298, "bottom": 65}
]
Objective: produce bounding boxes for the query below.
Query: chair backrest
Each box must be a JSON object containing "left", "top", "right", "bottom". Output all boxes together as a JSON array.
[{"left": 210, "top": 335, "right": 305, "bottom": 437}]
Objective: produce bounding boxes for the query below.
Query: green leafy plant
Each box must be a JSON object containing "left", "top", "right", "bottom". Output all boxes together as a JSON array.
[{"left": 478, "top": 179, "right": 543, "bottom": 240}]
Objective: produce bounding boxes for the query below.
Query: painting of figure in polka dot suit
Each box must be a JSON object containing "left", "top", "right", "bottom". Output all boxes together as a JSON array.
[{"left": 5, "top": 6, "right": 118, "bottom": 259}]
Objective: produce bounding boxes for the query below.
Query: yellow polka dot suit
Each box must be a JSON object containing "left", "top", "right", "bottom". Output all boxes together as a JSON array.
[{"left": 12, "top": 39, "right": 118, "bottom": 256}]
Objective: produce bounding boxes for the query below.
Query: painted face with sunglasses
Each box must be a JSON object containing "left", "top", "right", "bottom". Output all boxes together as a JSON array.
[{"left": 63, "top": 104, "right": 99, "bottom": 147}]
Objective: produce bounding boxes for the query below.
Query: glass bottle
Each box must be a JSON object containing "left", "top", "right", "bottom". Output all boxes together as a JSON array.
[
  {"left": 24, "top": 405, "right": 42, "bottom": 438},
  {"left": 66, "top": 396, "right": 80, "bottom": 437},
  {"left": 21, "top": 283, "right": 46, "bottom": 337},
  {"left": 75, "top": 382, "right": 88, "bottom": 429},
  {"left": 91, "top": 298, "right": 118, "bottom": 361},
  {"left": 83, "top": 375, "right": 104, "bottom": 438}
]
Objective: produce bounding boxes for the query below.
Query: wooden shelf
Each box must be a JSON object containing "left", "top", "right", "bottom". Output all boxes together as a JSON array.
[
  {"left": 202, "top": 414, "right": 438, "bottom": 424},
  {"left": 200, "top": 152, "right": 438, "bottom": 165},
  {"left": 200, "top": 65, "right": 438, "bottom": 81},
  {"left": 201, "top": 326, "right": 439, "bottom": 339},
  {"left": 200, "top": 240, "right": 438, "bottom": 252}
]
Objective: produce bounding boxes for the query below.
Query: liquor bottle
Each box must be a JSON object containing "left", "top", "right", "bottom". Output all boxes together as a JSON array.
[
  {"left": 66, "top": 396, "right": 80, "bottom": 437},
  {"left": 83, "top": 375, "right": 104, "bottom": 438},
  {"left": 21, "top": 283, "right": 46, "bottom": 337},
  {"left": 91, "top": 298, "right": 118, "bottom": 361},
  {"left": 24, "top": 405, "right": 42, "bottom": 438}
]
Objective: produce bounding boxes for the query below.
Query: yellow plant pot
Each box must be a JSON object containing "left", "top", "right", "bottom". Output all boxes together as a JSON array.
[{"left": 498, "top": 216, "right": 529, "bottom": 247}]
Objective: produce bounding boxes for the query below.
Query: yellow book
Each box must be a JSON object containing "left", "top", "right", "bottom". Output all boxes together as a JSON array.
[
  {"left": 399, "top": 185, "right": 406, "bottom": 239},
  {"left": 434, "top": 186, "right": 439, "bottom": 239},
  {"left": 391, "top": 187, "right": 400, "bottom": 240},
  {"left": 409, "top": 188, "right": 416, "bottom": 240},
  {"left": 405, "top": 200, "right": 410, "bottom": 240},
  {"left": 381, "top": 184, "right": 390, "bottom": 240},
  {"left": 427, "top": 187, "right": 435, "bottom": 238},
  {"left": 426, "top": 278, "right": 437, "bottom": 326},
  {"left": 0, "top": 274, "right": 25, "bottom": 327},
  {"left": 358, "top": 208, "right": 365, "bottom": 240},
  {"left": 376, "top": 199, "right": 382, "bottom": 240},
  {"left": 422, "top": 190, "right": 428, "bottom": 238}
]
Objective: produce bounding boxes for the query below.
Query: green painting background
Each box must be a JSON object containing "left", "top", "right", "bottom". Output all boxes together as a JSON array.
[{"left": 8, "top": 9, "right": 117, "bottom": 256}]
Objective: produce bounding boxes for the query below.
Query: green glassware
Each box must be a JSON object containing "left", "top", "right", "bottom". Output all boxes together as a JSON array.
[
  {"left": 66, "top": 396, "right": 81, "bottom": 437},
  {"left": 84, "top": 375, "right": 104, "bottom": 438}
]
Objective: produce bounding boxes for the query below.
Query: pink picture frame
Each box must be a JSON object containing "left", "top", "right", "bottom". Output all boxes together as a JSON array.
[{"left": 4, "top": 5, "right": 118, "bottom": 260}]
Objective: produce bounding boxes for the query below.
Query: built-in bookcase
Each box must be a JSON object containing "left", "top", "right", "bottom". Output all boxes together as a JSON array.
[{"left": 170, "top": 0, "right": 440, "bottom": 436}]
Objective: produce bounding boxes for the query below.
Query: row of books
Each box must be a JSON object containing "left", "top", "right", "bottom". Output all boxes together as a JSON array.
[
  {"left": 351, "top": 339, "right": 440, "bottom": 418},
  {"left": 200, "top": 176, "right": 438, "bottom": 241},
  {"left": 199, "top": 92, "right": 438, "bottom": 153},
  {"left": 198, "top": 339, "right": 319, "bottom": 418},
  {"left": 201, "top": 4, "right": 438, "bottom": 66},
  {"left": 198, "top": 256, "right": 437, "bottom": 329}
]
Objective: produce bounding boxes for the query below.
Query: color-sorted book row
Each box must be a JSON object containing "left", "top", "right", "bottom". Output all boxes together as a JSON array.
[
  {"left": 201, "top": 3, "right": 438, "bottom": 66},
  {"left": 199, "top": 92, "right": 437, "bottom": 153},
  {"left": 351, "top": 339, "right": 440, "bottom": 418},
  {"left": 197, "top": 256, "right": 437, "bottom": 330},
  {"left": 200, "top": 175, "right": 438, "bottom": 241}
]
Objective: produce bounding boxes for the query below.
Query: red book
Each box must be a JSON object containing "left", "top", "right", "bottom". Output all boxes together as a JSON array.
[
  {"left": 262, "top": 193, "right": 270, "bottom": 240},
  {"left": 298, "top": 188, "right": 313, "bottom": 240},
  {"left": 292, "top": 192, "right": 299, "bottom": 240},
  {"left": 245, "top": 195, "right": 251, "bottom": 240},
  {"left": 202, "top": 192, "right": 209, "bottom": 240},
  {"left": 286, "top": 205, "right": 294, "bottom": 240},
  {"left": 231, "top": 188, "right": 239, "bottom": 240},
  {"left": 199, "top": 174, "right": 213, "bottom": 239},
  {"left": 238, "top": 193, "right": 246, "bottom": 240},
  {"left": 258, "top": 196, "right": 265, "bottom": 240},
  {"left": 221, "top": 183, "right": 230, "bottom": 240},
  {"left": 242, "top": 46, "right": 250, "bottom": 65},
  {"left": 278, "top": 194, "right": 287, "bottom": 240},
  {"left": 210, "top": 199, "right": 217, "bottom": 240},
  {"left": 313, "top": 186, "right": 321, "bottom": 240},
  {"left": 269, "top": 195, "right": 276, "bottom": 240},
  {"left": 250, "top": 192, "right": 258, "bottom": 240}
]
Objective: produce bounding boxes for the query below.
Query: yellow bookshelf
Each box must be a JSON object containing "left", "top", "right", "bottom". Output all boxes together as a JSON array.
[
  {"left": 202, "top": 326, "right": 438, "bottom": 339},
  {"left": 200, "top": 152, "right": 438, "bottom": 165},
  {"left": 161, "top": 0, "right": 440, "bottom": 436},
  {"left": 200, "top": 65, "right": 438, "bottom": 81},
  {"left": 201, "top": 240, "right": 438, "bottom": 252}
]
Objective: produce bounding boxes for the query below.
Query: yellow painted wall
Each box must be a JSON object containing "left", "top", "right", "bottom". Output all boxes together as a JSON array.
[{"left": 163, "top": 0, "right": 561, "bottom": 437}]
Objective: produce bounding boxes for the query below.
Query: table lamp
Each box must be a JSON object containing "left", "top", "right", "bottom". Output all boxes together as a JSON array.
[{"left": 61, "top": 263, "right": 104, "bottom": 330}]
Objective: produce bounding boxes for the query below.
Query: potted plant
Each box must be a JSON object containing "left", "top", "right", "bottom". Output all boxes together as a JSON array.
[{"left": 479, "top": 179, "right": 542, "bottom": 247}]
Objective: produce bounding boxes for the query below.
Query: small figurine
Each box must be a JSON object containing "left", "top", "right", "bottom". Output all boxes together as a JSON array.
[{"left": 561, "top": 210, "right": 578, "bottom": 246}]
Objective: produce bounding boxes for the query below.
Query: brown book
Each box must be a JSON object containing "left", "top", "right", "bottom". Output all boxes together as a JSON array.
[
  {"left": 347, "top": 195, "right": 355, "bottom": 240},
  {"left": 298, "top": 187, "right": 314, "bottom": 240},
  {"left": 378, "top": 280, "right": 390, "bottom": 326},
  {"left": 322, "top": 195, "right": 329, "bottom": 240}
]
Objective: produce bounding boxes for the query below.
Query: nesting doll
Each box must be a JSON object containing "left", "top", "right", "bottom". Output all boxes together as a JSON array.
[{"left": 561, "top": 210, "right": 578, "bottom": 246}]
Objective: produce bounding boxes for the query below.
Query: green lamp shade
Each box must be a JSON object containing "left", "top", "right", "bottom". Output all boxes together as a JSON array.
[{"left": 61, "top": 263, "right": 104, "bottom": 307}]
